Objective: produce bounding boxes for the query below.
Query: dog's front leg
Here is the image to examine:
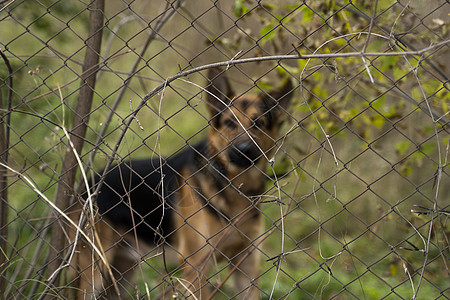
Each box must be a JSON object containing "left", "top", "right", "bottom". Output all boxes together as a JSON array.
[
  {"left": 232, "top": 246, "right": 261, "bottom": 300},
  {"left": 180, "top": 248, "right": 213, "bottom": 299},
  {"left": 231, "top": 211, "right": 263, "bottom": 300}
]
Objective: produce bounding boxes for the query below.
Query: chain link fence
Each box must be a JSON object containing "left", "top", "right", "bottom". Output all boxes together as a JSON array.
[{"left": 0, "top": 0, "right": 448, "bottom": 299}]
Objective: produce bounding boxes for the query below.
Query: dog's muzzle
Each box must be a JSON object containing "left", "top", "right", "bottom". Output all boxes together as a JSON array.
[{"left": 228, "top": 141, "right": 261, "bottom": 168}]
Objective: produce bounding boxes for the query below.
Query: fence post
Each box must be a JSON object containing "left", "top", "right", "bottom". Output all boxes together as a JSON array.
[
  {"left": 45, "top": 0, "right": 105, "bottom": 295},
  {"left": 0, "top": 91, "right": 9, "bottom": 298},
  {"left": 0, "top": 48, "right": 13, "bottom": 297}
]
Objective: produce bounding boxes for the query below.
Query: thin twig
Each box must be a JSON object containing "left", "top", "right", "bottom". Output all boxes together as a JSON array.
[
  {"left": 82, "top": 0, "right": 185, "bottom": 227},
  {"left": 407, "top": 56, "right": 442, "bottom": 300},
  {"left": 18, "top": 50, "right": 131, "bottom": 106},
  {"left": 100, "top": 39, "right": 449, "bottom": 194},
  {"left": 0, "top": 162, "right": 108, "bottom": 266},
  {"left": 360, "top": 0, "right": 378, "bottom": 83},
  {"left": 0, "top": 0, "right": 15, "bottom": 12},
  {"left": 0, "top": 46, "right": 13, "bottom": 297}
]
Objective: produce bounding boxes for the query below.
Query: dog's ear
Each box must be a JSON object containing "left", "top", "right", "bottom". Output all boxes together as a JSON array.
[
  {"left": 260, "top": 77, "right": 294, "bottom": 125},
  {"left": 261, "top": 78, "right": 294, "bottom": 111},
  {"left": 258, "top": 78, "right": 294, "bottom": 129},
  {"left": 206, "top": 68, "right": 235, "bottom": 126}
]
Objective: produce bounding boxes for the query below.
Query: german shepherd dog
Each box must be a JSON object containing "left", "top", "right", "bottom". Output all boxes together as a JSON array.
[{"left": 69, "top": 68, "right": 293, "bottom": 299}]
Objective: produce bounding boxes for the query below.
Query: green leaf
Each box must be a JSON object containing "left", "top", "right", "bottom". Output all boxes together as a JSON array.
[
  {"left": 400, "top": 164, "right": 413, "bottom": 176},
  {"left": 372, "top": 95, "right": 386, "bottom": 112},
  {"left": 260, "top": 24, "right": 276, "bottom": 44},
  {"left": 303, "top": 7, "right": 315, "bottom": 23},
  {"left": 261, "top": 3, "right": 277, "bottom": 12},
  {"left": 393, "top": 67, "right": 407, "bottom": 82},
  {"left": 257, "top": 82, "right": 272, "bottom": 91},
  {"left": 372, "top": 115, "right": 385, "bottom": 129},
  {"left": 395, "top": 140, "right": 410, "bottom": 155},
  {"left": 419, "top": 143, "right": 434, "bottom": 156},
  {"left": 234, "top": 0, "right": 248, "bottom": 17}
]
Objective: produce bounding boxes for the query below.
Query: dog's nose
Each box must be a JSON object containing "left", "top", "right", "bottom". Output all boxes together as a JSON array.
[{"left": 228, "top": 141, "right": 260, "bottom": 168}]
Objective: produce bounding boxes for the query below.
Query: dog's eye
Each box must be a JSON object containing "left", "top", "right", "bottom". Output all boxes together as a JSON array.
[
  {"left": 223, "top": 118, "right": 237, "bottom": 129},
  {"left": 254, "top": 118, "right": 266, "bottom": 129}
]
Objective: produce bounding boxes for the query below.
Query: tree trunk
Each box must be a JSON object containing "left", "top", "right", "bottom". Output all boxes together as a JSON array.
[{"left": 45, "top": 0, "right": 105, "bottom": 296}]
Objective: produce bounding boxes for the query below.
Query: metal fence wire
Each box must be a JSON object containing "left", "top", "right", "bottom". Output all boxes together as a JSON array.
[{"left": 0, "top": 0, "right": 449, "bottom": 299}]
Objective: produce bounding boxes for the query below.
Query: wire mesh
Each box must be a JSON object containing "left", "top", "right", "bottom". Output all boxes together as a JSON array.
[{"left": 0, "top": 0, "right": 448, "bottom": 299}]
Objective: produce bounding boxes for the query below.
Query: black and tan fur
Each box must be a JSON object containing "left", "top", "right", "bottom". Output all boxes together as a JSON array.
[{"left": 69, "top": 68, "right": 293, "bottom": 299}]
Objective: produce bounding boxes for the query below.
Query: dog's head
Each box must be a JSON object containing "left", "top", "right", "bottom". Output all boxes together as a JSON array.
[{"left": 205, "top": 68, "right": 293, "bottom": 176}]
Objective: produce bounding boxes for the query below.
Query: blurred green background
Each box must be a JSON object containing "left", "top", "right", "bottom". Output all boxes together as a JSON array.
[{"left": 0, "top": 0, "right": 448, "bottom": 299}]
